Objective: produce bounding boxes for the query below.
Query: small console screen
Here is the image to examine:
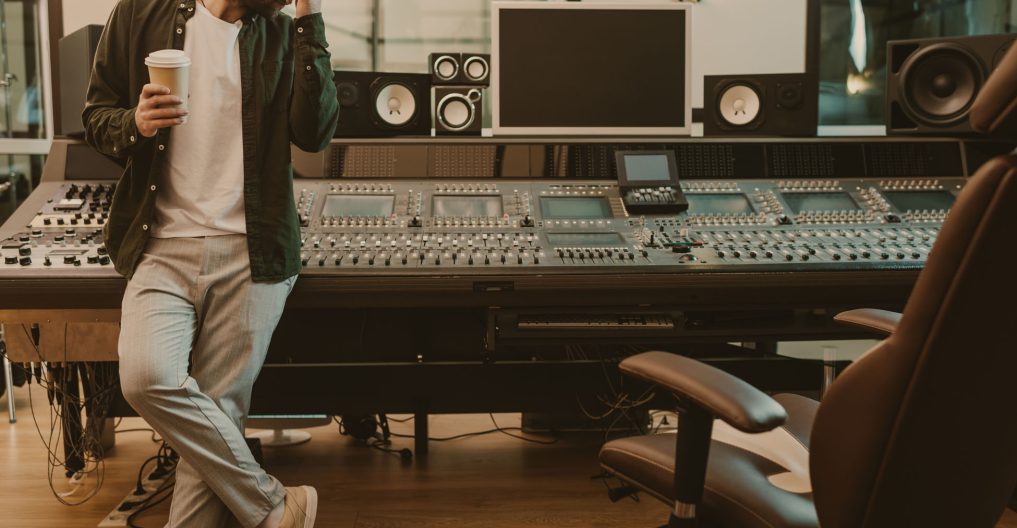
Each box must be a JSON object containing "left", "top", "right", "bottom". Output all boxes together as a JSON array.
[
  {"left": 432, "top": 196, "right": 504, "bottom": 217},
  {"left": 546, "top": 233, "right": 626, "bottom": 247},
  {"left": 540, "top": 197, "right": 612, "bottom": 219},
  {"left": 686, "top": 194, "right": 754, "bottom": 215},
  {"left": 884, "top": 191, "right": 956, "bottom": 212},
  {"left": 323, "top": 195, "right": 395, "bottom": 217},
  {"left": 623, "top": 154, "right": 671, "bottom": 182},
  {"left": 783, "top": 192, "right": 860, "bottom": 213}
]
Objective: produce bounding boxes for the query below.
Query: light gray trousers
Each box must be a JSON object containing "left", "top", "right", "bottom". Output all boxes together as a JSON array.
[{"left": 118, "top": 235, "right": 295, "bottom": 528}]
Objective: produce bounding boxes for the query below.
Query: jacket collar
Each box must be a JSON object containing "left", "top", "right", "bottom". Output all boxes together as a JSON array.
[{"left": 179, "top": 0, "right": 261, "bottom": 23}]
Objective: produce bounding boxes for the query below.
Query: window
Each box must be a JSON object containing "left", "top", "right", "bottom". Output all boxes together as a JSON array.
[
  {"left": 819, "top": 0, "right": 1017, "bottom": 126},
  {"left": 0, "top": 0, "right": 48, "bottom": 224}
]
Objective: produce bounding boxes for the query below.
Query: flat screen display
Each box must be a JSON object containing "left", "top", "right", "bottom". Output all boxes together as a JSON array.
[
  {"left": 540, "top": 197, "right": 612, "bottom": 219},
  {"left": 496, "top": 6, "right": 688, "bottom": 132},
  {"left": 686, "top": 194, "right": 755, "bottom": 215},
  {"left": 546, "top": 233, "right": 626, "bottom": 247},
  {"left": 322, "top": 195, "right": 395, "bottom": 217},
  {"left": 624, "top": 155, "right": 672, "bottom": 182},
  {"left": 783, "top": 192, "right": 861, "bottom": 213},
  {"left": 884, "top": 191, "right": 956, "bottom": 212},
  {"left": 432, "top": 196, "right": 504, "bottom": 217}
]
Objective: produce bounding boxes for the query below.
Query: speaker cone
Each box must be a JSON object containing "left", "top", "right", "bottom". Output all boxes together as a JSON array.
[
  {"left": 433, "top": 55, "right": 459, "bottom": 82},
  {"left": 374, "top": 83, "right": 418, "bottom": 127},
  {"left": 901, "top": 43, "right": 984, "bottom": 125},
  {"left": 337, "top": 82, "right": 359, "bottom": 107},
  {"left": 776, "top": 82, "right": 803, "bottom": 109},
  {"left": 717, "top": 83, "right": 762, "bottom": 127},
  {"left": 437, "top": 89, "right": 481, "bottom": 132},
  {"left": 464, "top": 56, "right": 489, "bottom": 82}
]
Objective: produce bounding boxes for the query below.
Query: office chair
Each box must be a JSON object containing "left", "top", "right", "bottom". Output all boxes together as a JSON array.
[{"left": 597, "top": 46, "right": 1017, "bottom": 528}]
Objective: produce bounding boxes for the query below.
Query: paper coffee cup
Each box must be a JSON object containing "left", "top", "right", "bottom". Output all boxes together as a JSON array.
[{"left": 145, "top": 50, "right": 191, "bottom": 117}]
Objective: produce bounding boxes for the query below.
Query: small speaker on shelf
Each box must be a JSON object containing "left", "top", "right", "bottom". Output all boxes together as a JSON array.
[
  {"left": 887, "top": 33, "right": 1015, "bottom": 135},
  {"left": 703, "top": 73, "right": 817, "bottom": 137},
  {"left": 333, "top": 71, "right": 432, "bottom": 138},
  {"left": 433, "top": 87, "right": 484, "bottom": 135},
  {"left": 59, "top": 24, "right": 104, "bottom": 138},
  {"left": 429, "top": 52, "right": 491, "bottom": 86}
]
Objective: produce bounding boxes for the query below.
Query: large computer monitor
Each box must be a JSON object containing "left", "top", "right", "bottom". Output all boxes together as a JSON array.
[{"left": 492, "top": 2, "right": 691, "bottom": 136}]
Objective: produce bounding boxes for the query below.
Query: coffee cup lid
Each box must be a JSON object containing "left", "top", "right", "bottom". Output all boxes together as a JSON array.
[{"left": 145, "top": 49, "right": 191, "bottom": 68}]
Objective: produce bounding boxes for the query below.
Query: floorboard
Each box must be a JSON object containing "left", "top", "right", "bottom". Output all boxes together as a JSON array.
[{"left": 2, "top": 384, "right": 1015, "bottom": 528}]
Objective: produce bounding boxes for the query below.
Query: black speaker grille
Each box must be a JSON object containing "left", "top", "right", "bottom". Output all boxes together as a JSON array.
[
  {"left": 329, "top": 146, "right": 344, "bottom": 178},
  {"left": 673, "top": 144, "right": 736, "bottom": 179},
  {"left": 330, "top": 145, "right": 397, "bottom": 178},
  {"left": 566, "top": 145, "right": 616, "bottom": 179},
  {"left": 865, "top": 143, "right": 931, "bottom": 177},
  {"left": 431, "top": 146, "right": 497, "bottom": 178},
  {"left": 769, "top": 143, "right": 836, "bottom": 178}
]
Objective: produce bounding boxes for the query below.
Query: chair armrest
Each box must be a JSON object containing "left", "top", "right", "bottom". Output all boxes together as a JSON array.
[
  {"left": 834, "top": 308, "right": 901, "bottom": 337},
  {"left": 619, "top": 351, "right": 787, "bottom": 434}
]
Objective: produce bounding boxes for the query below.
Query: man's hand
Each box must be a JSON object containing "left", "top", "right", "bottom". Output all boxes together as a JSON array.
[
  {"left": 135, "top": 84, "right": 187, "bottom": 138},
  {"left": 294, "top": 0, "right": 322, "bottom": 18}
]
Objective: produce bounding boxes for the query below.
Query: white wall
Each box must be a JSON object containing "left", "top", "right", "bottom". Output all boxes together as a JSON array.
[
  {"left": 63, "top": 0, "right": 119, "bottom": 36},
  {"left": 59, "top": 0, "right": 810, "bottom": 107}
]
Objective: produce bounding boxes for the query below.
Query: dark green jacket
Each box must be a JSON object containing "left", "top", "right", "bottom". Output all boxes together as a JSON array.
[{"left": 83, "top": 0, "right": 338, "bottom": 282}]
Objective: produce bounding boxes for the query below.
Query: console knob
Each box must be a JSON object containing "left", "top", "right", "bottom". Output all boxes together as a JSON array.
[{"left": 521, "top": 215, "right": 535, "bottom": 228}]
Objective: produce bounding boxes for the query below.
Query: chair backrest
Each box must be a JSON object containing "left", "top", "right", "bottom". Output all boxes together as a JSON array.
[
  {"left": 811, "top": 153, "right": 1017, "bottom": 528},
  {"left": 809, "top": 45, "right": 1017, "bottom": 527}
]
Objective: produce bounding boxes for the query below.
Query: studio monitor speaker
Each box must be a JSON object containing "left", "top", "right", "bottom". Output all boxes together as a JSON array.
[
  {"left": 703, "top": 73, "right": 817, "bottom": 137},
  {"left": 433, "top": 87, "right": 483, "bottom": 135},
  {"left": 59, "top": 25, "right": 104, "bottom": 138},
  {"left": 333, "top": 71, "right": 431, "bottom": 138},
  {"left": 429, "top": 52, "right": 491, "bottom": 86},
  {"left": 887, "top": 33, "right": 1015, "bottom": 135}
]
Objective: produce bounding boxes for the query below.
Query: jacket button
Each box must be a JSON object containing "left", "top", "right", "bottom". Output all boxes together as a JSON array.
[
  {"left": 306, "top": 65, "right": 312, "bottom": 71},
  {"left": 150, "top": 185, "right": 157, "bottom": 191},
  {"left": 130, "top": 135, "right": 136, "bottom": 143},
  {"left": 177, "top": 28, "right": 183, "bottom": 34},
  {"left": 142, "top": 224, "right": 149, "bottom": 231},
  {"left": 297, "top": 27, "right": 304, "bottom": 34},
  {"left": 159, "top": 145, "right": 166, "bottom": 151}
]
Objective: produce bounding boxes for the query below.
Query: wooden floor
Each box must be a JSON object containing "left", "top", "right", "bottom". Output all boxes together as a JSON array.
[{"left": 3, "top": 384, "right": 1016, "bottom": 528}]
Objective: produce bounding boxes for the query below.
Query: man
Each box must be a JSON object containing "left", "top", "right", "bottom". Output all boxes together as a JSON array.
[{"left": 83, "top": 0, "right": 338, "bottom": 526}]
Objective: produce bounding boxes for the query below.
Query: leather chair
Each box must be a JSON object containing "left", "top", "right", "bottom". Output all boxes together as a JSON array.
[{"left": 598, "top": 46, "right": 1017, "bottom": 528}]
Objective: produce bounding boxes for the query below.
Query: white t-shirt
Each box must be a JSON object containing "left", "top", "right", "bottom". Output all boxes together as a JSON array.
[{"left": 152, "top": 3, "right": 246, "bottom": 239}]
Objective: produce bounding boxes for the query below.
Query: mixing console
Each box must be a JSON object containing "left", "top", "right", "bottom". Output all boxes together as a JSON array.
[{"left": 1, "top": 176, "right": 962, "bottom": 276}]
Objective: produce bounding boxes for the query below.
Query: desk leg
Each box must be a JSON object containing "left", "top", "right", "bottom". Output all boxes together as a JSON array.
[
  {"left": 822, "top": 362, "right": 836, "bottom": 399},
  {"left": 3, "top": 357, "right": 15, "bottom": 424},
  {"left": 414, "top": 411, "right": 428, "bottom": 458}
]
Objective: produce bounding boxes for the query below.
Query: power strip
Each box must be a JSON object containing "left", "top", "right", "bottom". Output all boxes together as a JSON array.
[{"left": 96, "top": 465, "right": 175, "bottom": 527}]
